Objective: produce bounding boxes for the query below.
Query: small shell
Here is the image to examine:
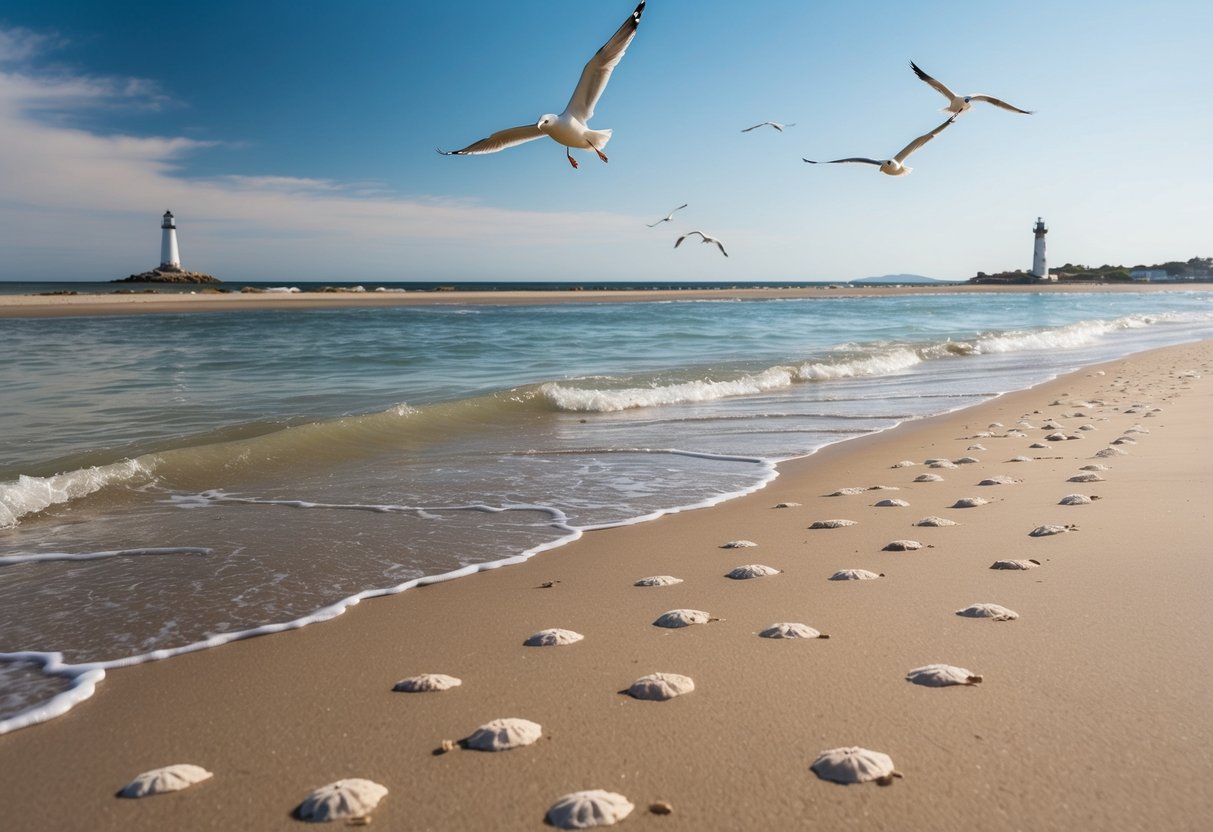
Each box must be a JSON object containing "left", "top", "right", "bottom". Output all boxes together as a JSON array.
[
  {"left": 118, "top": 764, "right": 213, "bottom": 798},
  {"left": 828, "top": 487, "right": 867, "bottom": 496},
  {"left": 810, "top": 746, "right": 899, "bottom": 785},
  {"left": 867, "top": 484, "right": 900, "bottom": 491},
  {"left": 724, "top": 564, "right": 780, "bottom": 580},
  {"left": 882, "top": 540, "right": 922, "bottom": 552},
  {"left": 913, "top": 473, "right": 944, "bottom": 483},
  {"left": 955, "top": 603, "right": 1019, "bottom": 621},
  {"left": 990, "top": 559, "right": 1040, "bottom": 570},
  {"left": 464, "top": 717, "right": 542, "bottom": 751},
  {"left": 914, "top": 516, "right": 958, "bottom": 527},
  {"left": 829, "top": 569, "right": 883, "bottom": 581},
  {"left": 891, "top": 460, "right": 917, "bottom": 468},
  {"left": 545, "top": 790, "right": 634, "bottom": 829},
  {"left": 1124, "top": 426, "right": 1148, "bottom": 434},
  {"left": 954, "top": 456, "right": 980, "bottom": 465},
  {"left": 653, "top": 609, "right": 711, "bottom": 629},
  {"left": 905, "top": 663, "right": 983, "bottom": 687},
  {"left": 720, "top": 540, "right": 757, "bottom": 549},
  {"left": 1059, "top": 494, "right": 1093, "bottom": 506},
  {"left": 928, "top": 460, "right": 958, "bottom": 469},
  {"left": 633, "top": 575, "right": 683, "bottom": 587},
  {"left": 967, "top": 444, "right": 987, "bottom": 451},
  {"left": 649, "top": 800, "right": 674, "bottom": 815},
  {"left": 1028, "top": 442, "right": 1047, "bottom": 449},
  {"left": 988, "top": 422, "right": 1003, "bottom": 429},
  {"left": 1094, "top": 447, "right": 1127, "bottom": 457},
  {"left": 1045, "top": 432, "right": 1068, "bottom": 442},
  {"left": 773, "top": 502, "right": 801, "bottom": 508},
  {"left": 759, "top": 622, "right": 827, "bottom": 639},
  {"left": 393, "top": 673, "right": 462, "bottom": 693},
  {"left": 978, "top": 476, "right": 1020, "bottom": 486},
  {"left": 1042, "top": 420, "right": 1064, "bottom": 429},
  {"left": 1076, "top": 424, "right": 1095, "bottom": 431},
  {"left": 1030, "top": 524, "right": 1077, "bottom": 537},
  {"left": 295, "top": 779, "right": 388, "bottom": 822},
  {"left": 809, "top": 519, "right": 857, "bottom": 529},
  {"left": 873, "top": 498, "right": 910, "bottom": 507},
  {"left": 524, "top": 628, "right": 584, "bottom": 647},
  {"left": 951, "top": 497, "right": 989, "bottom": 508},
  {"left": 626, "top": 672, "right": 695, "bottom": 701},
  {"left": 1008, "top": 456, "right": 1033, "bottom": 463},
  {"left": 1079, "top": 464, "right": 1109, "bottom": 472}
]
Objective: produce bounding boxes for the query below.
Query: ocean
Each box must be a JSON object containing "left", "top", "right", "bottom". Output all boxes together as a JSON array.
[{"left": 3, "top": 288, "right": 1212, "bottom": 732}]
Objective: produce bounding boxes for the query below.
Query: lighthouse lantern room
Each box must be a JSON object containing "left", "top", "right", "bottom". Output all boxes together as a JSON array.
[{"left": 160, "top": 210, "right": 181, "bottom": 271}]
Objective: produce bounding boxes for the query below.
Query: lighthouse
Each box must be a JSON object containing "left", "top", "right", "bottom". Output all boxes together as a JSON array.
[
  {"left": 1031, "top": 217, "right": 1048, "bottom": 279},
  {"left": 160, "top": 210, "right": 181, "bottom": 271}
]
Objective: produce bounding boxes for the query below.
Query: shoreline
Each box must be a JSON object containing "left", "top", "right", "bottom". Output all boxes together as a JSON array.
[
  {"left": 1, "top": 340, "right": 1210, "bottom": 830},
  {"left": 2, "top": 281, "right": 1211, "bottom": 318}
]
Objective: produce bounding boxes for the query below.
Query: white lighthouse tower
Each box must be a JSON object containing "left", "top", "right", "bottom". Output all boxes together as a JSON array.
[
  {"left": 160, "top": 210, "right": 181, "bottom": 271},
  {"left": 1031, "top": 217, "right": 1048, "bottom": 279}
]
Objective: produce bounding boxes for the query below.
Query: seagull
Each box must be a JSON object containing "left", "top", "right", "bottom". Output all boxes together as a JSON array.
[
  {"left": 647, "top": 204, "right": 688, "bottom": 227},
  {"left": 437, "top": 1, "right": 645, "bottom": 169},
  {"left": 741, "top": 121, "right": 796, "bottom": 133},
  {"left": 803, "top": 114, "right": 957, "bottom": 177},
  {"left": 675, "top": 231, "right": 728, "bottom": 257},
  {"left": 910, "top": 61, "right": 1033, "bottom": 115}
]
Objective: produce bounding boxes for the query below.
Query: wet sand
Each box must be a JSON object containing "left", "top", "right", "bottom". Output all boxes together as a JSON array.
[{"left": 0, "top": 340, "right": 1210, "bottom": 830}]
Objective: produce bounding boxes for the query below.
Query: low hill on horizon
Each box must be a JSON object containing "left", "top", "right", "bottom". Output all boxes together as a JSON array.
[{"left": 849, "top": 273, "right": 962, "bottom": 285}]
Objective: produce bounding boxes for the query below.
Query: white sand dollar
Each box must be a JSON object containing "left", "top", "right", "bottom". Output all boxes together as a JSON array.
[
  {"left": 524, "top": 628, "right": 584, "bottom": 647},
  {"left": 810, "top": 746, "right": 899, "bottom": 785},
  {"left": 913, "top": 473, "right": 944, "bottom": 482},
  {"left": 1079, "top": 464, "right": 1109, "bottom": 471},
  {"left": 809, "top": 519, "right": 857, "bottom": 529},
  {"left": 951, "top": 497, "right": 988, "bottom": 508},
  {"left": 874, "top": 498, "right": 910, "bottom": 507},
  {"left": 828, "top": 487, "right": 867, "bottom": 496},
  {"left": 1068, "top": 472, "right": 1103, "bottom": 482},
  {"left": 928, "top": 460, "right": 958, "bottom": 469},
  {"left": 955, "top": 603, "right": 1019, "bottom": 621},
  {"left": 914, "top": 516, "right": 957, "bottom": 527},
  {"left": 759, "top": 622, "right": 827, "bottom": 639},
  {"left": 905, "top": 663, "right": 983, "bottom": 687},
  {"left": 119, "top": 764, "right": 213, "bottom": 798},
  {"left": 990, "top": 559, "right": 1040, "bottom": 570},
  {"left": 1045, "top": 432, "right": 1068, "bottom": 441},
  {"left": 773, "top": 502, "right": 801, "bottom": 508},
  {"left": 393, "top": 673, "right": 462, "bottom": 693},
  {"left": 882, "top": 540, "right": 922, "bottom": 551},
  {"left": 1094, "top": 447, "right": 1127, "bottom": 457},
  {"left": 545, "top": 790, "right": 634, "bottom": 829},
  {"left": 654, "top": 609, "right": 711, "bottom": 629},
  {"left": 725, "top": 564, "right": 780, "bottom": 579},
  {"left": 968, "top": 443, "right": 987, "bottom": 450},
  {"left": 891, "top": 460, "right": 917, "bottom": 468},
  {"left": 720, "top": 539, "right": 757, "bottom": 549},
  {"left": 464, "top": 718, "right": 542, "bottom": 751},
  {"left": 1008, "top": 456, "right": 1033, "bottom": 462},
  {"left": 1030, "top": 524, "right": 1076, "bottom": 537},
  {"left": 1028, "top": 442, "right": 1047, "bottom": 449},
  {"left": 633, "top": 575, "right": 683, "bottom": 587},
  {"left": 1111, "top": 436, "right": 1136, "bottom": 445},
  {"left": 978, "top": 476, "right": 1020, "bottom": 486},
  {"left": 626, "top": 672, "right": 695, "bottom": 701},
  {"left": 829, "top": 569, "right": 883, "bottom": 581},
  {"left": 295, "top": 778, "right": 387, "bottom": 822},
  {"left": 954, "top": 456, "right": 980, "bottom": 464},
  {"left": 1059, "top": 494, "right": 1093, "bottom": 505}
]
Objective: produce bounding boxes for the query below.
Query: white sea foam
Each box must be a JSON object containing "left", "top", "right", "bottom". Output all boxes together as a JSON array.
[{"left": 0, "top": 459, "right": 153, "bottom": 529}]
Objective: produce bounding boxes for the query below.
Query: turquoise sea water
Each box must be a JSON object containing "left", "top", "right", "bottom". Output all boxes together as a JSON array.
[{"left": 2, "top": 289, "right": 1212, "bottom": 730}]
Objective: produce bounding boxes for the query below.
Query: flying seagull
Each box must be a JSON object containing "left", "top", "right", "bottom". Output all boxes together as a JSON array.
[
  {"left": 647, "top": 204, "right": 688, "bottom": 227},
  {"left": 675, "top": 231, "right": 728, "bottom": 257},
  {"left": 741, "top": 121, "right": 796, "bottom": 133},
  {"left": 910, "top": 61, "right": 1033, "bottom": 115},
  {"left": 437, "top": 1, "right": 646, "bottom": 169},
  {"left": 803, "top": 114, "right": 957, "bottom": 177}
]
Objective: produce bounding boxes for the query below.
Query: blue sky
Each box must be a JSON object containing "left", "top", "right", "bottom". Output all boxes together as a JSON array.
[{"left": 1, "top": 0, "right": 1210, "bottom": 282}]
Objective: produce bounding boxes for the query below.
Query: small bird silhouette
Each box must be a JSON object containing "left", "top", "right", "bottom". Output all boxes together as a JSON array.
[
  {"left": 647, "top": 204, "right": 688, "bottom": 227},
  {"left": 675, "top": 231, "right": 728, "bottom": 257}
]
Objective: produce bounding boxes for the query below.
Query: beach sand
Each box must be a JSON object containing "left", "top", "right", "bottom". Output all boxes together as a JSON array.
[
  {"left": 1, "top": 340, "right": 1210, "bottom": 830},
  {"left": 2, "top": 281, "right": 1211, "bottom": 318}
]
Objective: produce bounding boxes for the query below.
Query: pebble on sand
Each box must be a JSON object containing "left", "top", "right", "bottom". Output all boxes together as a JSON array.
[
  {"left": 294, "top": 779, "right": 388, "bottom": 822},
  {"left": 978, "top": 476, "right": 1020, "bottom": 486},
  {"left": 759, "top": 622, "right": 828, "bottom": 639},
  {"left": 634, "top": 575, "right": 683, "bottom": 587},
  {"left": 393, "top": 673, "right": 462, "bottom": 693},
  {"left": 724, "top": 564, "right": 781, "bottom": 580},
  {"left": 810, "top": 747, "right": 901, "bottom": 785},
  {"left": 882, "top": 540, "right": 922, "bottom": 551},
  {"left": 873, "top": 498, "right": 910, "bottom": 507},
  {"left": 914, "top": 516, "right": 958, "bottom": 527},
  {"left": 545, "top": 790, "right": 634, "bottom": 829},
  {"left": 464, "top": 718, "right": 543, "bottom": 751},
  {"left": 951, "top": 497, "right": 989, "bottom": 508},
  {"left": 626, "top": 672, "right": 695, "bottom": 701},
  {"left": 955, "top": 603, "right": 1019, "bottom": 621},
  {"left": 773, "top": 502, "right": 801, "bottom": 508},
  {"left": 1030, "top": 524, "right": 1077, "bottom": 537},
  {"left": 524, "top": 628, "right": 585, "bottom": 647},
  {"left": 905, "top": 664, "right": 983, "bottom": 687},
  {"left": 828, "top": 487, "right": 868, "bottom": 496},
  {"left": 118, "top": 764, "right": 213, "bottom": 798},
  {"left": 809, "top": 519, "right": 857, "bottom": 529},
  {"left": 654, "top": 609, "right": 712, "bottom": 629},
  {"left": 1059, "top": 494, "right": 1094, "bottom": 505},
  {"left": 990, "top": 559, "right": 1040, "bottom": 570},
  {"left": 720, "top": 540, "right": 758, "bottom": 549},
  {"left": 891, "top": 460, "right": 917, "bottom": 468},
  {"left": 1094, "top": 447, "right": 1127, "bottom": 457},
  {"left": 829, "top": 569, "right": 884, "bottom": 581},
  {"left": 914, "top": 474, "right": 944, "bottom": 482}
]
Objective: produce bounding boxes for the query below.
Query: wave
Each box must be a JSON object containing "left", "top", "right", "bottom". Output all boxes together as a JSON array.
[{"left": 0, "top": 459, "right": 154, "bottom": 529}]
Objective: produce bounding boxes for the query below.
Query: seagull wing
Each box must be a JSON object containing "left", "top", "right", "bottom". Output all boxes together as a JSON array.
[
  {"left": 910, "top": 61, "right": 958, "bottom": 103},
  {"left": 821, "top": 157, "right": 884, "bottom": 166},
  {"left": 712, "top": 239, "right": 729, "bottom": 257},
  {"left": 969, "top": 94, "right": 1033, "bottom": 114},
  {"left": 741, "top": 123, "right": 766, "bottom": 132},
  {"left": 675, "top": 231, "right": 705, "bottom": 248},
  {"left": 564, "top": 0, "right": 645, "bottom": 123},
  {"left": 437, "top": 124, "right": 545, "bottom": 156},
  {"left": 647, "top": 204, "right": 688, "bottom": 227},
  {"left": 892, "top": 115, "right": 957, "bottom": 164}
]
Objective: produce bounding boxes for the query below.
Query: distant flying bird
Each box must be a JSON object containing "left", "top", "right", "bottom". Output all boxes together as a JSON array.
[
  {"left": 910, "top": 61, "right": 1033, "bottom": 115},
  {"left": 803, "top": 114, "right": 957, "bottom": 177},
  {"left": 675, "top": 231, "right": 728, "bottom": 257},
  {"left": 437, "top": 1, "right": 646, "bottom": 169},
  {"left": 741, "top": 121, "right": 796, "bottom": 133},
  {"left": 647, "top": 204, "right": 688, "bottom": 227}
]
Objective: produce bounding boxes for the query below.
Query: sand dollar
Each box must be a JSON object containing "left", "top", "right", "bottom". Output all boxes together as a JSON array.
[
  {"left": 295, "top": 778, "right": 387, "bottom": 822},
  {"left": 626, "top": 672, "right": 695, "bottom": 701},
  {"left": 545, "top": 790, "right": 634, "bottom": 829},
  {"left": 810, "top": 746, "right": 899, "bottom": 785},
  {"left": 464, "top": 718, "right": 542, "bottom": 751},
  {"left": 118, "top": 764, "right": 213, "bottom": 798},
  {"left": 392, "top": 673, "right": 462, "bottom": 693}
]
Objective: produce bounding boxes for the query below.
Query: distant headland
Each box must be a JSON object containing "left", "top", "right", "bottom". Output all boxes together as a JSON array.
[{"left": 113, "top": 268, "right": 220, "bottom": 284}]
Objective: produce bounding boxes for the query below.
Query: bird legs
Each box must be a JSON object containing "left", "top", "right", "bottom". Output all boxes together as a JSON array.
[
  {"left": 589, "top": 142, "right": 608, "bottom": 163},
  {"left": 566, "top": 148, "right": 579, "bottom": 169}
]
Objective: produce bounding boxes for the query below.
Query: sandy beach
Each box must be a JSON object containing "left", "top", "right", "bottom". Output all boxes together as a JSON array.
[
  {"left": 2, "top": 281, "right": 1211, "bottom": 318},
  {"left": 1, "top": 339, "right": 1210, "bottom": 831}
]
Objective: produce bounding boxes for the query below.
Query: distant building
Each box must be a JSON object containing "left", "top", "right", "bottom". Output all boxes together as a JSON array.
[
  {"left": 1129, "top": 269, "right": 1169, "bottom": 282},
  {"left": 160, "top": 210, "right": 181, "bottom": 271}
]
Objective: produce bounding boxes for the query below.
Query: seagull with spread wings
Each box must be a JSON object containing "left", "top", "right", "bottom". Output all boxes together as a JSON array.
[
  {"left": 437, "top": 1, "right": 645, "bottom": 169},
  {"left": 647, "top": 204, "right": 688, "bottom": 227},
  {"left": 675, "top": 231, "right": 728, "bottom": 258},
  {"left": 741, "top": 121, "right": 796, "bottom": 133},
  {"left": 910, "top": 61, "right": 1033, "bottom": 115},
  {"left": 803, "top": 115, "right": 958, "bottom": 177}
]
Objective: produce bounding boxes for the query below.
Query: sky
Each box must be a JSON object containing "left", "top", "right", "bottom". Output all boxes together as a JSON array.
[{"left": 0, "top": 0, "right": 1210, "bottom": 283}]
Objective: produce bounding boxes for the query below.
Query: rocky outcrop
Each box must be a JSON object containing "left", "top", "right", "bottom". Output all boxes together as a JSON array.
[{"left": 113, "top": 269, "right": 220, "bottom": 284}]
